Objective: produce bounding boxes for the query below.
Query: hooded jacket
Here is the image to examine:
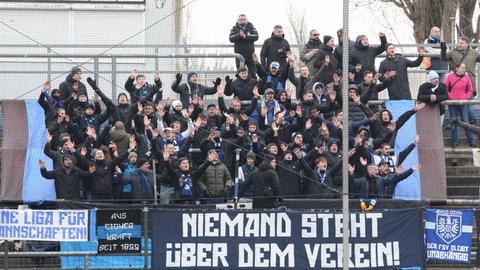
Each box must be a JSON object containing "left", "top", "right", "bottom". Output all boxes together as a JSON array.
[
  {"left": 40, "top": 165, "right": 90, "bottom": 200},
  {"left": 350, "top": 35, "right": 387, "bottom": 73},
  {"left": 59, "top": 69, "right": 87, "bottom": 100},
  {"left": 251, "top": 162, "right": 281, "bottom": 197},
  {"left": 300, "top": 38, "right": 322, "bottom": 74},
  {"left": 312, "top": 44, "right": 338, "bottom": 85},
  {"left": 260, "top": 32, "right": 291, "bottom": 69}
]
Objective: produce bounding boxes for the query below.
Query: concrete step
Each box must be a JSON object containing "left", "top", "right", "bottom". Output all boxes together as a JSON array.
[
  {"left": 447, "top": 176, "right": 480, "bottom": 186},
  {"left": 447, "top": 185, "right": 479, "bottom": 197},
  {"left": 446, "top": 166, "right": 480, "bottom": 176}
]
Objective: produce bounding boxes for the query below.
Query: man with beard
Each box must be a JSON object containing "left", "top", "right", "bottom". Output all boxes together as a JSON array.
[
  {"left": 229, "top": 14, "right": 259, "bottom": 79},
  {"left": 417, "top": 70, "right": 449, "bottom": 116},
  {"left": 198, "top": 149, "right": 233, "bottom": 201},
  {"left": 254, "top": 53, "right": 289, "bottom": 95},
  {"left": 87, "top": 78, "right": 135, "bottom": 132},
  {"left": 74, "top": 137, "right": 137, "bottom": 200},
  {"left": 171, "top": 71, "right": 220, "bottom": 109},
  {"left": 260, "top": 24, "right": 291, "bottom": 70},
  {"left": 59, "top": 66, "right": 87, "bottom": 100},
  {"left": 39, "top": 154, "right": 94, "bottom": 200},
  {"left": 378, "top": 43, "right": 425, "bottom": 100},
  {"left": 300, "top": 29, "right": 322, "bottom": 75},
  {"left": 349, "top": 32, "right": 387, "bottom": 75},
  {"left": 312, "top": 35, "right": 338, "bottom": 85}
]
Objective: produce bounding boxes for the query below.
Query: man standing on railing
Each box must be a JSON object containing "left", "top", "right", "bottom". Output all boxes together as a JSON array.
[
  {"left": 378, "top": 43, "right": 425, "bottom": 100},
  {"left": 229, "top": 14, "right": 259, "bottom": 79},
  {"left": 417, "top": 70, "right": 448, "bottom": 117}
]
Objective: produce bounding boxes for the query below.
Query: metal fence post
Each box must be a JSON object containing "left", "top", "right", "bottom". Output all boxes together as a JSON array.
[
  {"left": 143, "top": 207, "right": 149, "bottom": 270},
  {"left": 93, "top": 57, "right": 99, "bottom": 86},
  {"left": 47, "top": 47, "right": 52, "bottom": 82},
  {"left": 112, "top": 56, "right": 117, "bottom": 102},
  {"left": 4, "top": 244, "right": 8, "bottom": 270},
  {"left": 83, "top": 254, "right": 89, "bottom": 270},
  {"left": 155, "top": 47, "right": 159, "bottom": 71}
]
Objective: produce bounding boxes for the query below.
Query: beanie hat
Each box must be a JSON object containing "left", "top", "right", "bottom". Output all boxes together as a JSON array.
[
  {"left": 171, "top": 99, "right": 182, "bottom": 108},
  {"left": 128, "top": 152, "right": 138, "bottom": 160},
  {"left": 118, "top": 92, "right": 128, "bottom": 100},
  {"left": 62, "top": 154, "right": 73, "bottom": 162},
  {"left": 323, "top": 35, "right": 333, "bottom": 44},
  {"left": 263, "top": 154, "right": 275, "bottom": 162},
  {"left": 137, "top": 158, "right": 149, "bottom": 167},
  {"left": 427, "top": 70, "right": 439, "bottom": 81},
  {"left": 70, "top": 66, "right": 81, "bottom": 77},
  {"left": 246, "top": 151, "right": 256, "bottom": 160},
  {"left": 187, "top": 71, "right": 197, "bottom": 81},
  {"left": 356, "top": 34, "right": 367, "bottom": 44},
  {"left": 336, "top": 28, "right": 343, "bottom": 38}
]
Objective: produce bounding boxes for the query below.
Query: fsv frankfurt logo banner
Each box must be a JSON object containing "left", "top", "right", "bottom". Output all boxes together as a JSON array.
[{"left": 425, "top": 209, "right": 473, "bottom": 263}]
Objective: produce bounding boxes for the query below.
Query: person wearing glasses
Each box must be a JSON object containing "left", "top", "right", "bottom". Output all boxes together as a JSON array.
[{"left": 300, "top": 29, "right": 322, "bottom": 75}]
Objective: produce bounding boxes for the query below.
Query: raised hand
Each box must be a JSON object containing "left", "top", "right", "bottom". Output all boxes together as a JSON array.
[
  {"left": 415, "top": 102, "right": 426, "bottom": 112},
  {"left": 394, "top": 164, "right": 404, "bottom": 175},
  {"left": 305, "top": 119, "right": 313, "bottom": 129},
  {"left": 213, "top": 77, "right": 221, "bottom": 87},
  {"left": 261, "top": 106, "right": 268, "bottom": 117},
  {"left": 129, "top": 136, "right": 137, "bottom": 151},
  {"left": 42, "top": 81, "right": 51, "bottom": 92},
  {"left": 93, "top": 93, "right": 99, "bottom": 103},
  {"left": 153, "top": 70, "right": 160, "bottom": 80},
  {"left": 38, "top": 159, "right": 46, "bottom": 168},
  {"left": 163, "top": 149, "right": 171, "bottom": 161},
  {"left": 175, "top": 73, "right": 182, "bottom": 84},
  {"left": 415, "top": 134, "right": 420, "bottom": 144},
  {"left": 348, "top": 163, "right": 355, "bottom": 175},
  {"left": 252, "top": 85, "right": 259, "bottom": 98},
  {"left": 412, "top": 164, "right": 421, "bottom": 171},
  {"left": 359, "top": 156, "right": 367, "bottom": 166},
  {"left": 89, "top": 165, "right": 96, "bottom": 174},
  {"left": 46, "top": 132, "right": 53, "bottom": 143},
  {"left": 217, "top": 85, "right": 224, "bottom": 96},
  {"left": 143, "top": 115, "right": 151, "bottom": 127},
  {"left": 131, "top": 69, "right": 138, "bottom": 79},
  {"left": 137, "top": 102, "right": 143, "bottom": 113},
  {"left": 252, "top": 52, "right": 259, "bottom": 63}
]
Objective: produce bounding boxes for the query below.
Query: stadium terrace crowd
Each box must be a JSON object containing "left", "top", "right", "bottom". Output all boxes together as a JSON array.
[{"left": 37, "top": 15, "right": 480, "bottom": 205}]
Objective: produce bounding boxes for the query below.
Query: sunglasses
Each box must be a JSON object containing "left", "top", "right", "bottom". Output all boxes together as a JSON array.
[{"left": 313, "top": 34, "right": 320, "bottom": 36}]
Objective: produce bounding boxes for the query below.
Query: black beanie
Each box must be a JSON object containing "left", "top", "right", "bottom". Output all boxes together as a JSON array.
[
  {"left": 264, "top": 154, "right": 275, "bottom": 162},
  {"left": 62, "top": 154, "right": 73, "bottom": 162},
  {"left": 137, "top": 158, "right": 149, "bottom": 167},
  {"left": 70, "top": 66, "right": 81, "bottom": 77},
  {"left": 323, "top": 35, "right": 333, "bottom": 44}
]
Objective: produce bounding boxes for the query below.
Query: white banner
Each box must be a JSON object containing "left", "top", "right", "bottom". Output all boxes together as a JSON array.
[{"left": 0, "top": 209, "right": 89, "bottom": 241}]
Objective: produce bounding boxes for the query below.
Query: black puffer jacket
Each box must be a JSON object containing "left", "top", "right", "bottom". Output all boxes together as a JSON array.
[
  {"left": 59, "top": 74, "right": 87, "bottom": 100},
  {"left": 74, "top": 150, "right": 129, "bottom": 198},
  {"left": 224, "top": 75, "right": 258, "bottom": 101},
  {"left": 229, "top": 22, "right": 259, "bottom": 54},
  {"left": 378, "top": 54, "right": 423, "bottom": 100},
  {"left": 260, "top": 33, "right": 291, "bottom": 69},
  {"left": 313, "top": 45, "right": 338, "bottom": 85},
  {"left": 171, "top": 81, "right": 217, "bottom": 109},
  {"left": 350, "top": 35, "right": 387, "bottom": 73},
  {"left": 252, "top": 162, "right": 281, "bottom": 197}
]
